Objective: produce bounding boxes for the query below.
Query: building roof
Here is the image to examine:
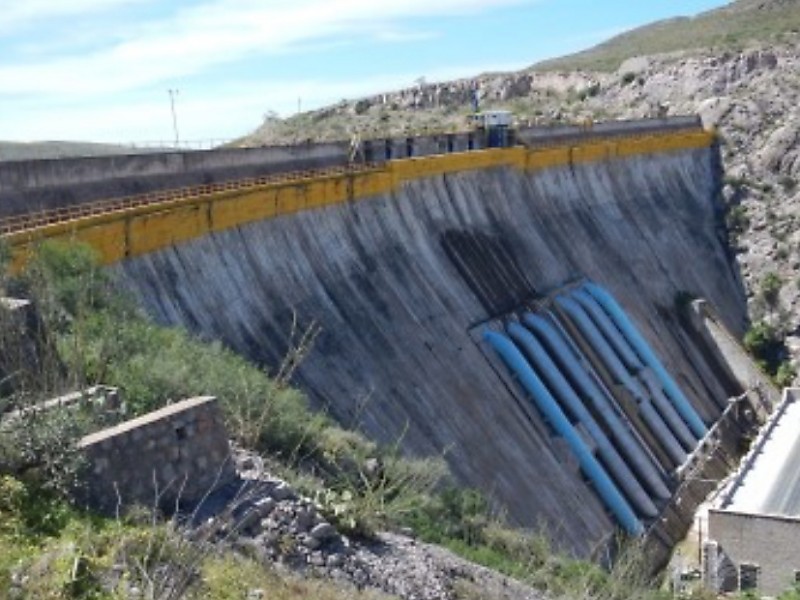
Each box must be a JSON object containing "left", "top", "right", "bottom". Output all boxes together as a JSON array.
[{"left": 723, "top": 389, "right": 800, "bottom": 516}]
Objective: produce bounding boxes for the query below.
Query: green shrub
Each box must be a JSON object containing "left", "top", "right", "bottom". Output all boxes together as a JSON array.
[
  {"left": 725, "top": 205, "right": 750, "bottom": 239},
  {"left": 760, "top": 272, "right": 783, "bottom": 307},
  {"left": 743, "top": 320, "right": 793, "bottom": 386},
  {"left": 775, "top": 361, "right": 796, "bottom": 388},
  {"left": 403, "top": 486, "right": 489, "bottom": 545},
  {"left": 3, "top": 239, "right": 685, "bottom": 599},
  {"left": 21, "top": 240, "right": 112, "bottom": 326},
  {"left": 744, "top": 321, "right": 779, "bottom": 359},
  {"left": 0, "top": 476, "right": 76, "bottom": 541},
  {"left": 0, "top": 405, "right": 94, "bottom": 499},
  {"left": 0, "top": 239, "right": 10, "bottom": 274},
  {"left": 19, "top": 240, "right": 448, "bottom": 539}
]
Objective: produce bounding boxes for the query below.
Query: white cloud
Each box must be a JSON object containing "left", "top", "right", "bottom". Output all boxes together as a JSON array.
[
  {"left": 0, "top": 0, "right": 151, "bottom": 31},
  {"left": 0, "top": 61, "right": 531, "bottom": 143},
  {"left": 0, "top": 0, "right": 540, "bottom": 142},
  {"left": 0, "top": 0, "right": 534, "bottom": 95},
  {"left": 373, "top": 30, "right": 441, "bottom": 44}
]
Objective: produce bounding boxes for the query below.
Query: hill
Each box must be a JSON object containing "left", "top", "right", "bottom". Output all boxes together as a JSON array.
[{"left": 535, "top": 0, "right": 800, "bottom": 71}]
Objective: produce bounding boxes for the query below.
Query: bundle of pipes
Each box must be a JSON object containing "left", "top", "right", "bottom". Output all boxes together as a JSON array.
[{"left": 484, "top": 282, "right": 708, "bottom": 535}]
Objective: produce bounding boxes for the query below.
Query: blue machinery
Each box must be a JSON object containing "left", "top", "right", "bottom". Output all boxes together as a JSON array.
[{"left": 484, "top": 282, "right": 708, "bottom": 536}]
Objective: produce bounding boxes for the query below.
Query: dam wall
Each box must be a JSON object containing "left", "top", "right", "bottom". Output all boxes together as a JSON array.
[
  {"left": 100, "top": 132, "right": 748, "bottom": 555},
  {"left": 0, "top": 116, "right": 701, "bottom": 222},
  {"left": 0, "top": 141, "right": 351, "bottom": 219},
  {"left": 3, "top": 131, "right": 714, "bottom": 270}
]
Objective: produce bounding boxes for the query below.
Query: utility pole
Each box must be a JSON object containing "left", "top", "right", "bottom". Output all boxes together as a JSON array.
[{"left": 168, "top": 88, "right": 180, "bottom": 147}]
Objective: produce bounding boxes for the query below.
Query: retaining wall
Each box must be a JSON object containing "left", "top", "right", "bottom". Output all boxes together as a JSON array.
[{"left": 77, "top": 396, "right": 235, "bottom": 515}]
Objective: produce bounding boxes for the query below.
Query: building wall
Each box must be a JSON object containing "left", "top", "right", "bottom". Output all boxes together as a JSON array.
[
  {"left": 708, "top": 509, "right": 800, "bottom": 595},
  {"left": 77, "top": 396, "right": 235, "bottom": 515}
]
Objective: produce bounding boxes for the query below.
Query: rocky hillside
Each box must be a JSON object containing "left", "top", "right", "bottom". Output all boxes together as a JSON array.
[
  {"left": 240, "top": 8, "right": 800, "bottom": 380},
  {"left": 535, "top": 0, "right": 800, "bottom": 71}
]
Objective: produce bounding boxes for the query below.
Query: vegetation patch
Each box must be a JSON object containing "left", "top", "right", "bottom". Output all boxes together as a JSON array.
[
  {"left": 5, "top": 240, "right": 786, "bottom": 598},
  {"left": 743, "top": 320, "right": 796, "bottom": 387}
]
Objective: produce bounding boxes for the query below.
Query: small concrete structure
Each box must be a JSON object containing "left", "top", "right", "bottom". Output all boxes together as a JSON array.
[
  {"left": 77, "top": 396, "right": 235, "bottom": 515},
  {"left": 1, "top": 385, "right": 122, "bottom": 424},
  {"left": 706, "top": 389, "right": 800, "bottom": 595},
  {"left": 0, "top": 297, "right": 38, "bottom": 397}
]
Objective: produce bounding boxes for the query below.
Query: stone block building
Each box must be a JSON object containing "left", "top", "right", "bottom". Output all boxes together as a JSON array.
[
  {"left": 78, "top": 396, "right": 236, "bottom": 515},
  {"left": 706, "top": 389, "right": 800, "bottom": 596}
]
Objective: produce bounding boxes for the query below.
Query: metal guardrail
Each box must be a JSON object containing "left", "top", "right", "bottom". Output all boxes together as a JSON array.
[{"left": 0, "top": 162, "right": 384, "bottom": 235}]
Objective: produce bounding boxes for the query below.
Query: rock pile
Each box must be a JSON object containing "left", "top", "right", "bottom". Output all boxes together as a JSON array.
[{"left": 191, "top": 449, "right": 542, "bottom": 600}]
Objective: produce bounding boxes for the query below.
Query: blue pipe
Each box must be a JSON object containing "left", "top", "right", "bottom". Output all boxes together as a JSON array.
[
  {"left": 554, "top": 296, "right": 687, "bottom": 466},
  {"left": 483, "top": 330, "right": 644, "bottom": 535},
  {"left": 522, "top": 313, "right": 671, "bottom": 500},
  {"left": 583, "top": 282, "right": 707, "bottom": 439},
  {"left": 572, "top": 290, "right": 642, "bottom": 372},
  {"left": 639, "top": 370, "right": 697, "bottom": 452},
  {"left": 572, "top": 289, "right": 698, "bottom": 449},
  {"left": 555, "top": 297, "right": 645, "bottom": 397},
  {"left": 507, "top": 322, "right": 658, "bottom": 518}
]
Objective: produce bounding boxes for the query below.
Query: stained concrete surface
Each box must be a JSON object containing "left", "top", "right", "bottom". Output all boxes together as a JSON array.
[
  {"left": 114, "top": 146, "right": 747, "bottom": 555},
  {"left": 0, "top": 142, "right": 349, "bottom": 219}
]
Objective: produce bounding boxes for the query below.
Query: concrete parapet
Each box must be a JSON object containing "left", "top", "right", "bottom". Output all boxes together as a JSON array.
[
  {"left": 0, "top": 142, "right": 349, "bottom": 194},
  {"left": 0, "top": 297, "right": 40, "bottom": 397},
  {"left": 3, "top": 128, "right": 716, "bottom": 274},
  {"left": 0, "top": 116, "right": 704, "bottom": 223},
  {"left": 516, "top": 115, "right": 702, "bottom": 147},
  {"left": 2, "top": 385, "right": 121, "bottom": 423},
  {"left": 77, "top": 396, "right": 235, "bottom": 515},
  {"left": 687, "top": 299, "right": 778, "bottom": 409}
]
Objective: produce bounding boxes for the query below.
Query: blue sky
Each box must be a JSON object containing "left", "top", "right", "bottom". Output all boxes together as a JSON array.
[{"left": 0, "top": 0, "right": 728, "bottom": 144}]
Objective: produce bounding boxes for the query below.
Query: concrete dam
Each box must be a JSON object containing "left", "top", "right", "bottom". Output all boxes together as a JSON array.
[{"left": 1, "top": 119, "right": 754, "bottom": 559}]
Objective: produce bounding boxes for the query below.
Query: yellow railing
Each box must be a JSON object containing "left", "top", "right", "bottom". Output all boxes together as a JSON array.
[
  {"left": 0, "top": 163, "right": 384, "bottom": 235},
  {"left": 2, "top": 128, "right": 715, "bottom": 272}
]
